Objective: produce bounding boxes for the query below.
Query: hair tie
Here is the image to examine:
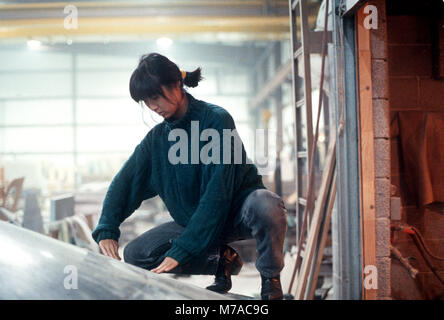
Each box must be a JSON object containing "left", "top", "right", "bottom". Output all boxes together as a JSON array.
[{"left": 180, "top": 70, "right": 187, "bottom": 80}]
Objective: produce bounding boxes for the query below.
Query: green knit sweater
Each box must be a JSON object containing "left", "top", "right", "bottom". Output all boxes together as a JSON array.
[{"left": 92, "top": 92, "right": 265, "bottom": 265}]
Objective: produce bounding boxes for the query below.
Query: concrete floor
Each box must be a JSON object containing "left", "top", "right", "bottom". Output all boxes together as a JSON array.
[
  {"left": 164, "top": 263, "right": 335, "bottom": 300},
  {"left": 164, "top": 262, "right": 263, "bottom": 299}
]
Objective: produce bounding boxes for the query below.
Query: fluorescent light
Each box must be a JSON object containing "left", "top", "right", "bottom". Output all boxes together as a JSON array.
[
  {"left": 27, "top": 39, "right": 41, "bottom": 50},
  {"left": 156, "top": 37, "right": 173, "bottom": 49}
]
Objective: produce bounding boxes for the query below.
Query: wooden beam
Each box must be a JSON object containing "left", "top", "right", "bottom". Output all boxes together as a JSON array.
[
  {"left": 0, "top": 16, "right": 290, "bottom": 39},
  {"left": 292, "top": 135, "right": 336, "bottom": 299},
  {"left": 356, "top": 7, "right": 377, "bottom": 300},
  {"left": 306, "top": 171, "right": 337, "bottom": 299}
]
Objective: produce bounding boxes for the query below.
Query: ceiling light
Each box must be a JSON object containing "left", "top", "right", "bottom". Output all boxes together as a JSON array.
[
  {"left": 156, "top": 37, "right": 173, "bottom": 49},
  {"left": 27, "top": 39, "right": 41, "bottom": 50}
]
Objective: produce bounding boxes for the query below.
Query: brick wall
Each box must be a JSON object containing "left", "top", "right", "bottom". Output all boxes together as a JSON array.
[
  {"left": 368, "top": 0, "right": 391, "bottom": 300},
  {"left": 388, "top": 13, "right": 444, "bottom": 299}
]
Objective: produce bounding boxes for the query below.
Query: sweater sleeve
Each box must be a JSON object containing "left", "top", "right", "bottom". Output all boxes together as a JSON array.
[
  {"left": 92, "top": 134, "right": 157, "bottom": 244},
  {"left": 165, "top": 110, "right": 238, "bottom": 265}
]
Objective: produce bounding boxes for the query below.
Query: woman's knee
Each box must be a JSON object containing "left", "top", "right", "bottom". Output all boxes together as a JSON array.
[
  {"left": 123, "top": 243, "right": 134, "bottom": 264},
  {"left": 246, "top": 189, "right": 287, "bottom": 227},
  {"left": 123, "top": 221, "right": 182, "bottom": 265},
  {"left": 123, "top": 240, "right": 140, "bottom": 265},
  {"left": 123, "top": 239, "right": 168, "bottom": 270}
]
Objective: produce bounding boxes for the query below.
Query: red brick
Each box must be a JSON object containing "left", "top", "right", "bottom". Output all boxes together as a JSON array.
[
  {"left": 397, "top": 173, "right": 420, "bottom": 207},
  {"left": 419, "top": 79, "right": 444, "bottom": 111},
  {"left": 389, "top": 77, "right": 418, "bottom": 109},
  {"left": 420, "top": 239, "right": 444, "bottom": 270},
  {"left": 404, "top": 206, "right": 424, "bottom": 228},
  {"left": 372, "top": 59, "right": 389, "bottom": 99},
  {"left": 392, "top": 240, "right": 425, "bottom": 271},
  {"left": 421, "top": 272, "right": 444, "bottom": 299},
  {"left": 387, "top": 16, "right": 432, "bottom": 44},
  {"left": 373, "top": 98, "right": 389, "bottom": 138},
  {"left": 374, "top": 138, "right": 390, "bottom": 178},
  {"left": 422, "top": 207, "right": 444, "bottom": 240},
  {"left": 392, "top": 235, "right": 444, "bottom": 299},
  {"left": 400, "top": 204, "right": 414, "bottom": 222},
  {"left": 388, "top": 45, "right": 432, "bottom": 76},
  {"left": 392, "top": 237, "right": 444, "bottom": 272},
  {"left": 376, "top": 217, "right": 390, "bottom": 257},
  {"left": 390, "top": 261, "right": 425, "bottom": 299}
]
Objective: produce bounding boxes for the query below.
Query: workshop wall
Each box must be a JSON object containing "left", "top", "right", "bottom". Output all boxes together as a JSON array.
[{"left": 388, "top": 10, "right": 444, "bottom": 300}]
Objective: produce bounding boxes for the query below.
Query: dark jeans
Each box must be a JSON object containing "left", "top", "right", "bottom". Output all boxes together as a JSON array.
[{"left": 123, "top": 189, "right": 288, "bottom": 278}]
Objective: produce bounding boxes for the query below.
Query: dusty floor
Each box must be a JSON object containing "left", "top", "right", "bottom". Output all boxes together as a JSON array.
[{"left": 164, "top": 262, "right": 263, "bottom": 299}]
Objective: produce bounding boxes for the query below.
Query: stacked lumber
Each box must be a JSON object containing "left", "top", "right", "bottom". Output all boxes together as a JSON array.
[{"left": 287, "top": 137, "right": 337, "bottom": 299}]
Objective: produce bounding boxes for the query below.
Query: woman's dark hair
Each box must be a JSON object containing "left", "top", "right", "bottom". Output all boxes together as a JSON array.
[{"left": 129, "top": 52, "right": 203, "bottom": 103}]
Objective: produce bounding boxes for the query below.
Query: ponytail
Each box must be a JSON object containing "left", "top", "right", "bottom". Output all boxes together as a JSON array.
[{"left": 181, "top": 67, "right": 203, "bottom": 88}]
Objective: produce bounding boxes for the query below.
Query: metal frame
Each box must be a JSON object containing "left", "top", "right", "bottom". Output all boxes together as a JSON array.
[{"left": 330, "top": 0, "right": 362, "bottom": 299}]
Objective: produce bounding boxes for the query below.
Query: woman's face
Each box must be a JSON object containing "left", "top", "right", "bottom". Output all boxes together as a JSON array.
[{"left": 143, "top": 82, "right": 182, "bottom": 119}]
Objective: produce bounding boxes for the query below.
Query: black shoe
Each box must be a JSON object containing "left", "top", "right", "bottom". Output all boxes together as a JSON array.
[
  {"left": 261, "top": 275, "right": 283, "bottom": 300},
  {"left": 206, "top": 245, "right": 243, "bottom": 294}
]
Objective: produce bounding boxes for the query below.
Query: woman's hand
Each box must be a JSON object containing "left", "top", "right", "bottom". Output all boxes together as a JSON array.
[
  {"left": 99, "top": 239, "right": 121, "bottom": 261},
  {"left": 151, "top": 257, "right": 178, "bottom": 274}
]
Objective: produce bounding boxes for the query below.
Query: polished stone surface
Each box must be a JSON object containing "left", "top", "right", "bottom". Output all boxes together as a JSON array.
[{"left": 0, "top": 221, "right": 231, "bottom": 300}]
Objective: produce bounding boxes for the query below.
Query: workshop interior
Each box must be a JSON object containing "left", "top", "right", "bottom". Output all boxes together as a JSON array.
[{"left": 0, "top": 0, "right": 443, "bottom": 300}]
